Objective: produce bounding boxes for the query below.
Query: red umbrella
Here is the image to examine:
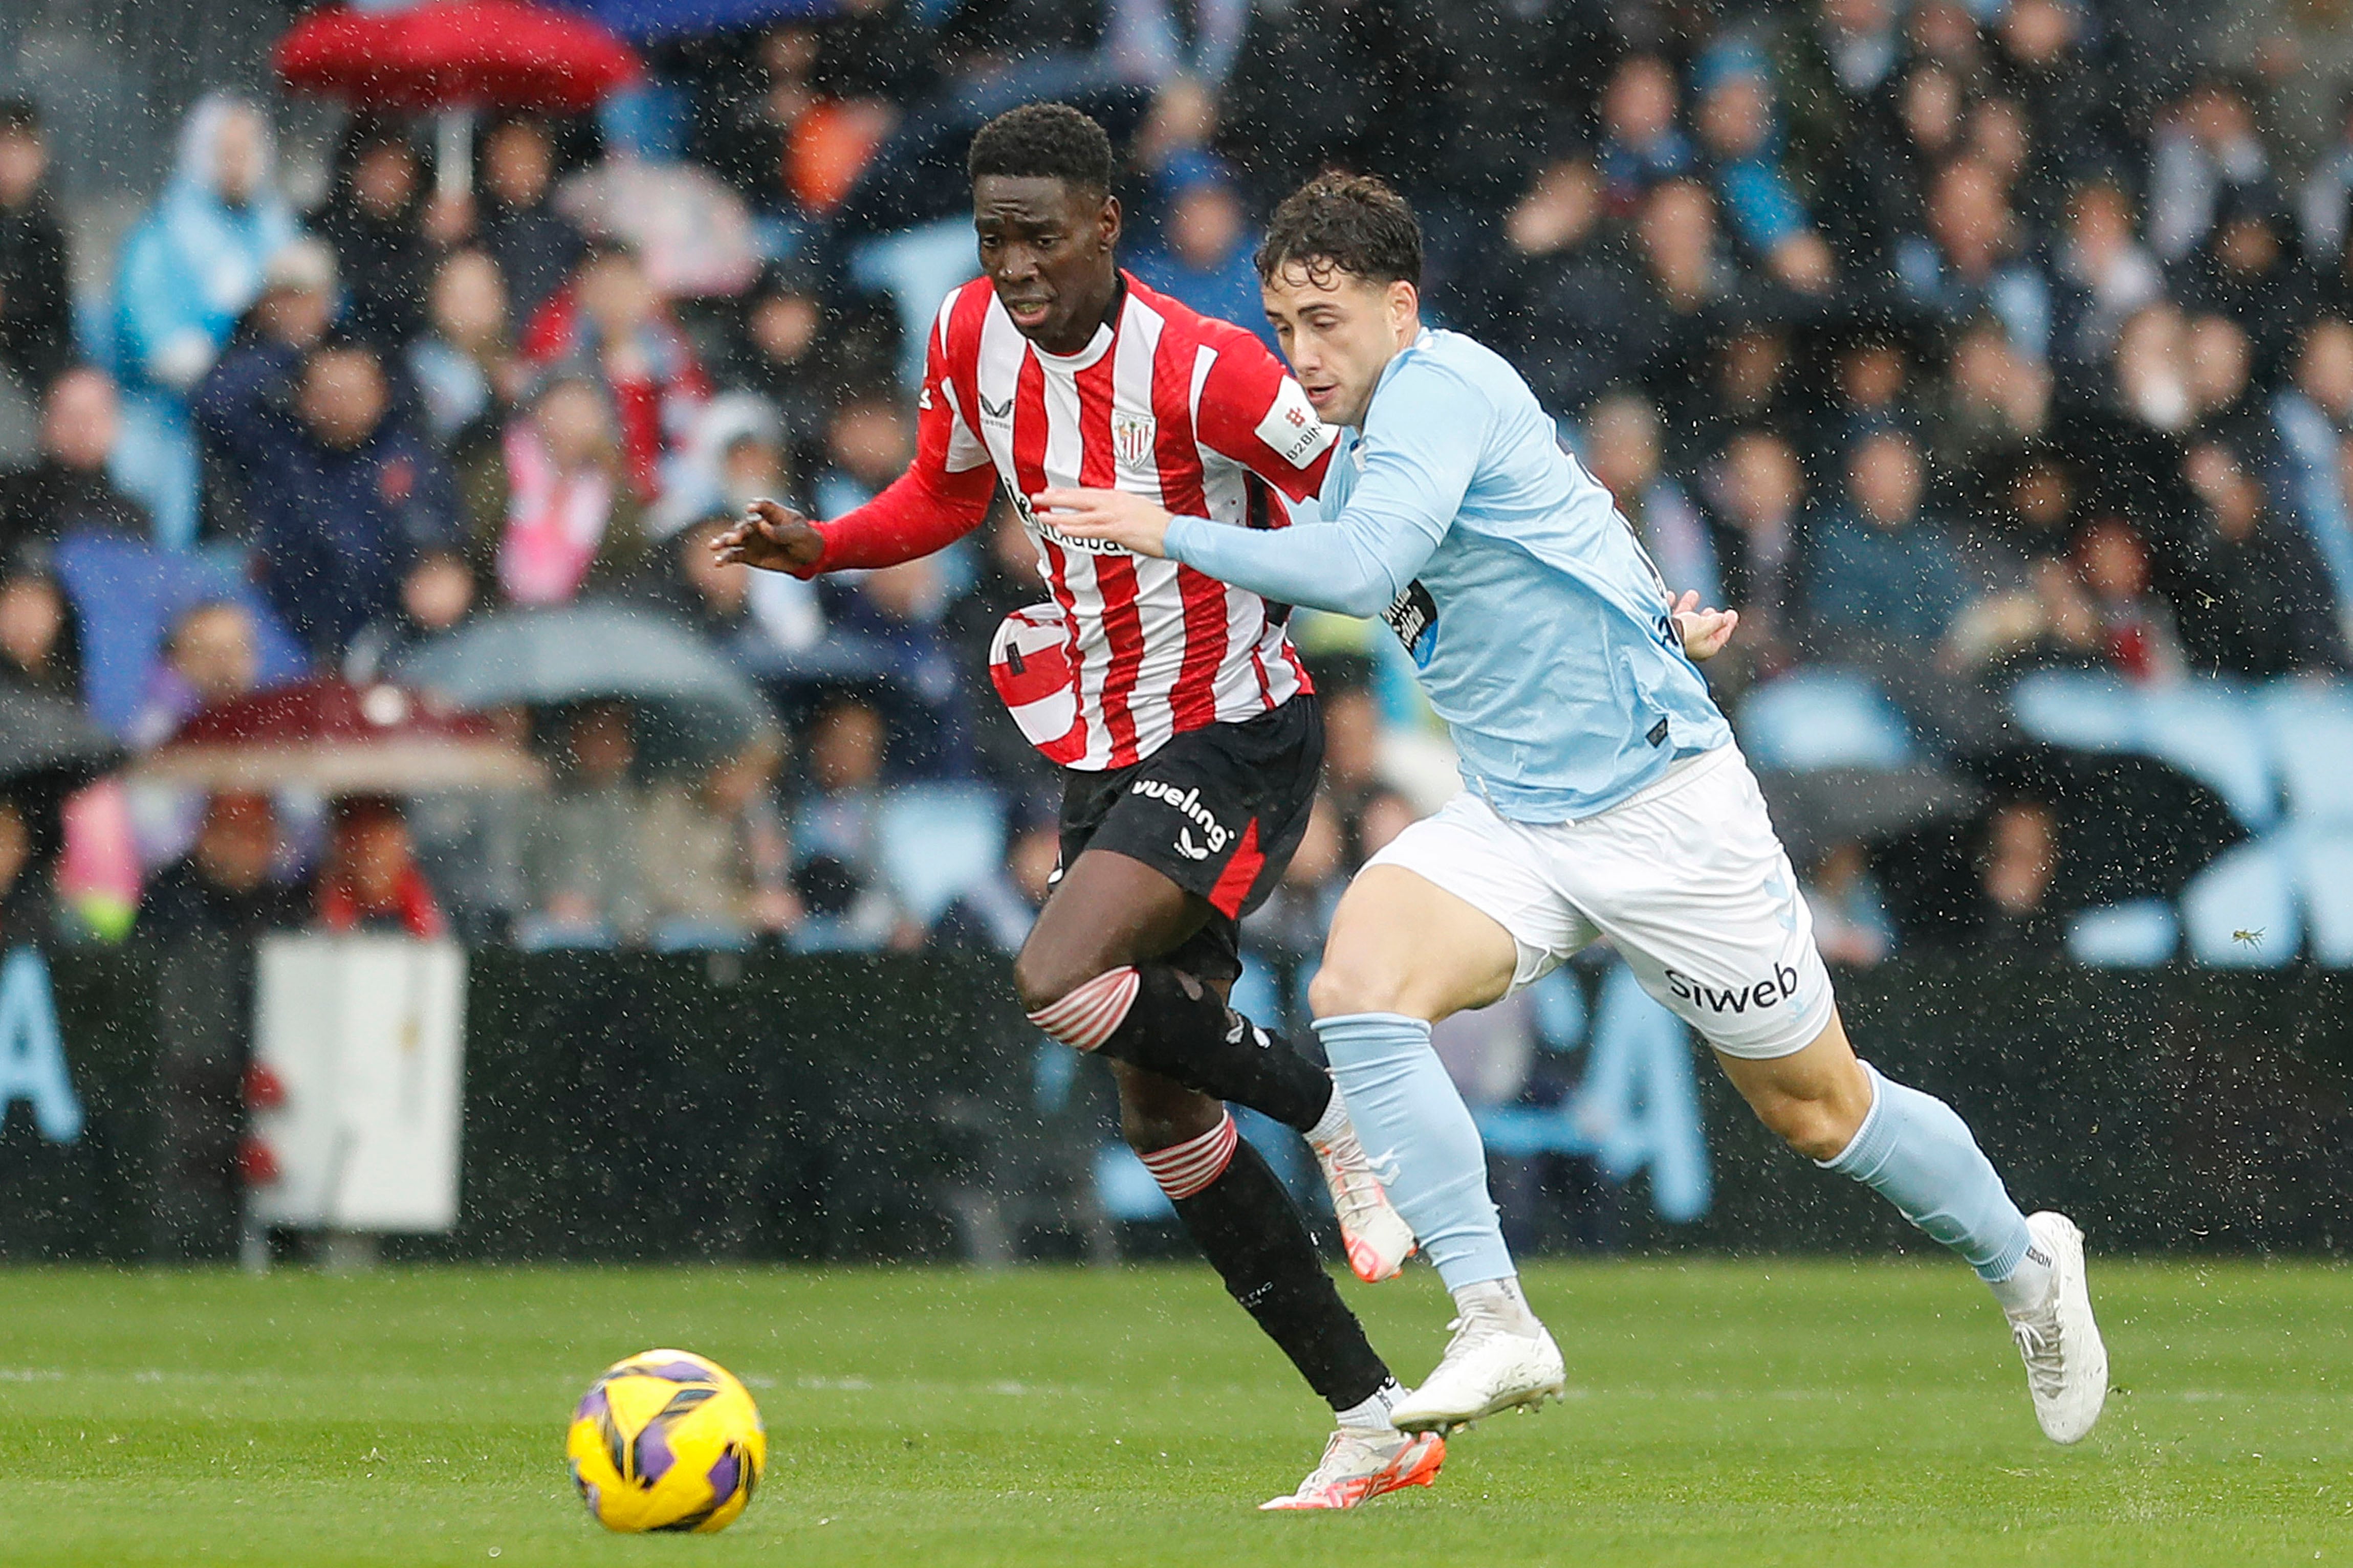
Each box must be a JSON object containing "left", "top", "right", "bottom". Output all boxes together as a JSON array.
[
  {"left": 134, "top": 678, "right": 546, "bottom": 794},
  {"left": 275, "top": 0, "right": 641, "bottom": 115}
]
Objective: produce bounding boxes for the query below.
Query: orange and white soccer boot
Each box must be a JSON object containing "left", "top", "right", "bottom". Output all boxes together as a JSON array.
[
  {"left": 1258, "top": 1426, "right": 1445, "bottom": 1511},
  {"left": 1308, "top": 1090, "right": 1417, "bottom": 1283}
]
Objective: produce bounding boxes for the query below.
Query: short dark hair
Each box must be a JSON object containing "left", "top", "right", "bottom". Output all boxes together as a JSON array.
[
  {"left": 966, "top": 102, "right": 1116, "bottom": 196},
  {"left": 0, "top": 97, "right": 39, "bottom": 138},
  {"left": 1256, "top": 172, "right": 1423, "bottom": 289}
]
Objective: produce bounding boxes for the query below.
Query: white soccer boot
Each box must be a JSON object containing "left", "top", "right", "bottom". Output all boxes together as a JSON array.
[
  {"left": 2005, "top": 1211, "right": 2108, "bottom": 1444},
  {"left": 1306, "top": 1092, "right": 1416, "bottom": 1283},
  {"left": 1388, "top": 1283, "right": 1566, "bottom": 1432},
  {"left": 1258, "top": 1425, "right": 1446, "bottom": 1511}
]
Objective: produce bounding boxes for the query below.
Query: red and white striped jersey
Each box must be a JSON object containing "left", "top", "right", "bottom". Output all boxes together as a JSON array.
[{"left": 925, "top": 271, "right": 1337, "bottom": 771}]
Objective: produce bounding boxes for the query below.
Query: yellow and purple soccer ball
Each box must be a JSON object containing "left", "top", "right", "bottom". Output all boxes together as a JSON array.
[{"left": 566, "top": 1349, "right": 766, "bottom": 1533}]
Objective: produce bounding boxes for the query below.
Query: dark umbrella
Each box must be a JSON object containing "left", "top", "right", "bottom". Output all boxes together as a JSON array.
[
  {"left": 1971, "top": 746, "right": 2248, "bottom": 908},
  {"left": 134, "top": 678, "right": 546, "bottom": 795},
  {"left": 0, "top": 687, "right": 122, "bottom": 790},
  {"left": 395, "top": 603, "right": 774, "bottom": 757},
  {"left": 1754, "top": 765, "right": 1987, "bottom": 869}
]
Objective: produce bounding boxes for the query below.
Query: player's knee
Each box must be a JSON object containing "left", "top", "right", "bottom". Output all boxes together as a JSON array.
[
  {"left": 1011, "top": 946, "right": 1084, "bottom": 1020},
  {"left": 1756, "top": 1094, "right": 1856, "bottom": 1162},
  {"left": 1113, "top": 1070, "right": 1222, "bottom": 1153},
  {"left": 1306, "top": 954, "right": 1401, "bottom": 1020}
]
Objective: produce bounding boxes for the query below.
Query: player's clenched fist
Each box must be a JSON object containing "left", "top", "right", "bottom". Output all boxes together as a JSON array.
[{"left": 712, "top": 497, "right": 825, "bottom": 573}]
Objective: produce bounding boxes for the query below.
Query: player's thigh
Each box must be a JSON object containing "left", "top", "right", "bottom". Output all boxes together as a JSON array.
[
  {"left": 1552, "top": 749, "right": 1836, "bottom": 1062},
  {"left": 1311, "top": 796, "right": 1589, "bottom": 1022},
  {"left": 1013, "top": 847, "right": 1207, "bottom": 1011}
]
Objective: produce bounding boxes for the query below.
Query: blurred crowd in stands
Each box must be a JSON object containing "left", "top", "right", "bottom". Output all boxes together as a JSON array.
[{"left": 1, "top": 0, "right": 2351, "bottom": 987}]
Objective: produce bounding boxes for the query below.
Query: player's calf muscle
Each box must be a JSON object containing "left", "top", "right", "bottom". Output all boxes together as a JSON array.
[{"left": 1715, "top": 1015, "right": 1873, "bottom": 1161}]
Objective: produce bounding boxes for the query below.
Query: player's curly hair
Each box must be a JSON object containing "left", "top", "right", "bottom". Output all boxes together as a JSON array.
[
  {"left": 1256, "top": 172, "right": 1423, "bottom": 289},
  {"left": 966, "top": 102, "right": 1116, "bottom": 196}
]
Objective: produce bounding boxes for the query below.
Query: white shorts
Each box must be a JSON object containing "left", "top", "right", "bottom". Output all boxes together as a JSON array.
[{"left": 1364, "top": 746, "right": 1837, "bottom": 1059}]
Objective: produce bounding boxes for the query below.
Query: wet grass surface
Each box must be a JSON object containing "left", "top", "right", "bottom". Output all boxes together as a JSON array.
[{"left": 0, "top": 1258, "right": 2345, "bottom": 1565}]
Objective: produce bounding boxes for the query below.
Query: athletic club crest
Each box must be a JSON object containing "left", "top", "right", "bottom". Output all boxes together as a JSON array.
[{"left": 1112, "top": 411, "right": 1157, "bottom": 469}]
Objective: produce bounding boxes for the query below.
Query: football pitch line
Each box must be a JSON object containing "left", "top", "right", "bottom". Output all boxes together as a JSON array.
[{"left": 0, "top": 1258, "right": 2344, "bottom": 1566}]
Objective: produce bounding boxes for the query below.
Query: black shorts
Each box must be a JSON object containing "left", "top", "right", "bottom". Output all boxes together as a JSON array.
[{"left": 1056, "top": 696, "right": 1323, "bottom": 987}]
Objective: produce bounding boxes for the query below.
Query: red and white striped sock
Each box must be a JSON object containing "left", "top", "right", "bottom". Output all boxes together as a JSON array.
[
  {"left": 1027, "top": 966, "right": 1141, "bottom": 1053},
  {"left": 1139, "top": 1112, "right": 1239, "bottom": 1201}
]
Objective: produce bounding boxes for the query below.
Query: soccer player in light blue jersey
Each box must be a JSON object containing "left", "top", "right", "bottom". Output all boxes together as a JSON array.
[{"left": 1037, "top": 172, "right": 2107, "bottom": 1447}]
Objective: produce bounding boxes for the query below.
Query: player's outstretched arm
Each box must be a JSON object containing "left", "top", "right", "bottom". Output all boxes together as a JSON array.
[
  {"left": 1671, "top": 589, "right": 1740, "bottom": 662},
  {"left": 712, "top": 497, "right": 826, "bottom": 574}
]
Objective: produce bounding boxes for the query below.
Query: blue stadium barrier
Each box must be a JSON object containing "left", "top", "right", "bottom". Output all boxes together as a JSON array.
[
  {"left": 1737, "top": 671, "right": 1915, "bottom": 771},
  {"left": 1477, "top": 963, "right": 1711, "bottom": 1223},
  {"left": 875, "top": 784, "right": 1007, "bottom": 927},
  {"left": 2139, "top": 681, "right": 2278, "bottom": 830},
  {"left": 2285, "top": 824, "right": 2353, "bottom": 967},
  {"left": 2180, "top": 839, "right": 2301, "bottom": 967},
  {"left": 2010, "top": 670, "right": 2140, "bottom": 752},
  {"left": 2065, "top": 900, "right": 2178, "bottom": 967},
  {"left": 2014, "top": 673, "right": 2283, "bottom": 829},
  {"left": 2262, "top": 680, "right": 2353, "bottom": 826}
]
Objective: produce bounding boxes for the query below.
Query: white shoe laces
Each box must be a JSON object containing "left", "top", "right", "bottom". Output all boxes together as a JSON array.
[
  {"left": 2010, "top": 1308, "right": 2065, "bottom": 1399},
  {"left": 1319, "top": 1133, "right": 1391, "bottom": 1231},
  {"left": 1291, "top": 1427, "right": 1400, "bottom": 1495}
]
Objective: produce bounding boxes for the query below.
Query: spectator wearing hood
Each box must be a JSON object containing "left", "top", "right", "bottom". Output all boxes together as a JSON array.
[
  {"left": 312, "top": 118, "right": 435, "bottom": 352},
  {"left": 1130, "top": 153, "right": 1273, "bottom": 348},
  {"left": 113, "top": 94, "right": 300, "bottom": 547},
  {"left": 0, "top": 98, "right": 72, "bottom": 391},
  {"left": 0, "top": 368, "right": 150, "bottom": 555},
  {"left": 197, "top": 334, "right": 457, "bottom": 659},
  {"left": 191, "top": 238, "right": 338, "bottom": 545}
]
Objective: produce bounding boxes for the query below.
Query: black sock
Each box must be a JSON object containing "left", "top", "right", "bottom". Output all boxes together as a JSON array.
[
  {"left": 1090, "top": 964, "right": 1333, "bottom": 1134},
  {"left": 1170, "top": 1136, "right": 1391, "bottom": 1410}
]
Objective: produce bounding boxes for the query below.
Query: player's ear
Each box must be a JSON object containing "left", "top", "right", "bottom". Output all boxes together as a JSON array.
[
  {"left": 1099, "top": 193, "right": 1122, "bottom": 252},
  {"left": 1386, "top": 279, "right": 1419, "bottom": 333}
]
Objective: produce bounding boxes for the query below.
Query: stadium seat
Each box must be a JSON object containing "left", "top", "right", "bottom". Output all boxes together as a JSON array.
[
  {"left": 2179, "top": 839, "right": 2301, "bottom": 967},
  {"left": 2010, "top": 670, "right": 2140, "bottom": 753},
  {"left": 2284, "top": 824, "right": 2353, "bottom": 967},
  {"left": 2064, "top": 900, "right": 2178, "bottom": 967},
  {"left": 875, "top": 784, "right": 1008, "bottom": 927},
  {"left": 2261, "top": 680, "right": 2353, "bottom": 826},
  {"left": 1736, "top": 671, "right": 1915, "bottom": 770},
  {"left": 2137, "top": 680, "right": 2277, "bottom": 830}
]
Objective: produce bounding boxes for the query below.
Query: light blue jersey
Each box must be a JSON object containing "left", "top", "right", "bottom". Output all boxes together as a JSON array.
[{"left": 1162, "top": 326, "right": 1732, "bottom": 822}]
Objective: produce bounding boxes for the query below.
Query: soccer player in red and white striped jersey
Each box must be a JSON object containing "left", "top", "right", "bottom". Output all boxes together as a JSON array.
[{"left": 717, "top": 103, "right": 1439, "bottom": 1511}]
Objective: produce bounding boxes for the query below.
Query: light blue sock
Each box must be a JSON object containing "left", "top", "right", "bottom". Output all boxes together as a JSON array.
[
  {"left": 1316, "top": 1012, "right": 1517, "bottom": 1290},
  {"left": 1819, "top": 1062, "right": 2033, "bottom": 1282}
]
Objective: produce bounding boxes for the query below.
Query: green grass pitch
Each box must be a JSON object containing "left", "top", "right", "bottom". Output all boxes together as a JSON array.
[{"left": 0, "top": 1260, "right": 2346, "bottom": 1566}]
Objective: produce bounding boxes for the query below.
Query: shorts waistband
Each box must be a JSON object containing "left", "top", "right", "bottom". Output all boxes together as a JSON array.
[{"left": 1573, "top": 743, "right": 1738, "bottom": 825}]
